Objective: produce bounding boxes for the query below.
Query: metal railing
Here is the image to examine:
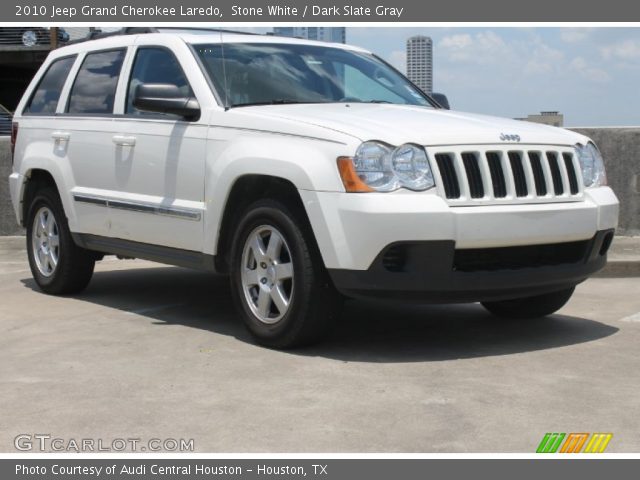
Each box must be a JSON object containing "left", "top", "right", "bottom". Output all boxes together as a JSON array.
[{"left": 0, "top": 27, "right": 70, "bottom": 47}]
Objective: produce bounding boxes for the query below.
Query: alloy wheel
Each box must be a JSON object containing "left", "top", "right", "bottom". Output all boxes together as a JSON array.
[{"left": 240, "top": 225, "right": 294, "bottom": 324}]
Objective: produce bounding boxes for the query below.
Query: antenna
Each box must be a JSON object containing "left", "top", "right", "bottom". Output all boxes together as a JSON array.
[{"left": 220, "top": 30, "right": 230, "bottom": 110}]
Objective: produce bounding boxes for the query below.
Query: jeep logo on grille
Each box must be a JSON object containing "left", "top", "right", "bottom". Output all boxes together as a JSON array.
[{"left": 500, "top": 133, "right": 521, "bottom": 142}]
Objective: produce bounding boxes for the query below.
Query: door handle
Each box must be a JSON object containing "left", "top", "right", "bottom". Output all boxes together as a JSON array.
[
  {"left": 112, "top": 135, "right": 136, "bottom": 147},
  {"left": 51, "top": 131, "right": 70, "bottom": 142}
]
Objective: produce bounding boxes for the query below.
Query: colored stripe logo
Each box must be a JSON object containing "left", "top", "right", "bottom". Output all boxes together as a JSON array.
[{"left": 537, "top": 433, "right": 612, "bottom": 453}]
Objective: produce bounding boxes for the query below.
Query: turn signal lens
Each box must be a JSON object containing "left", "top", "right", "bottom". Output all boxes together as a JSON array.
[{"left": 337, "top": 157, "right": 374, "bottom": 193}]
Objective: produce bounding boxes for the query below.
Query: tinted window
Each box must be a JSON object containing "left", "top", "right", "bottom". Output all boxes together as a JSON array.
[
  {"left": 67, "top": 49, "right": 125, "bottom": 114},
  {"left": 340, "top": 64, "right": 407, "bottom": 104},
  {"left": 25, "top": 56, "right": 76, "bottom": 114},
  {"left": 126, "top": 47, "right": 193, "bottom": 115},
  {"left": 195, "top": 43, "right": 432, "bottom": 108}
]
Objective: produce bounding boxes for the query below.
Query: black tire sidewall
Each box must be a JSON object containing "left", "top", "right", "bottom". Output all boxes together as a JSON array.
[
  {"left": 26, "top": 190, "right": 67, "bottom": 288},
  {"left": 230, "top": 202, "right": 318, "bottom": 345},
  {"left": 25, "top": 187, "right": 94, "bottom": 294}
]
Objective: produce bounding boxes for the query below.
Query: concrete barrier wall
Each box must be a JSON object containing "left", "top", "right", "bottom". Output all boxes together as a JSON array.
[
  {"left": 1, "top": 128, "right": 639, "bottom": 235},
  {"left": 571, "top": 128, "right": 640, "bottom": 236},
  {"left": 0, "top": 137, "right": 22, "bottom": 235}
]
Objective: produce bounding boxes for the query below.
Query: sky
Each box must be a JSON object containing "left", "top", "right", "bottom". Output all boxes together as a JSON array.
[{"left": 236, "top": 27, "right": 640, "bottom": 126}]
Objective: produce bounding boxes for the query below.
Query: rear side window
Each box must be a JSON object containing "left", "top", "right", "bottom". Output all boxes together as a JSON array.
[
  {"left": 67, "top": 49, "right": 126, "bottom": 115},
  {"left": 126, "top": 47, "right": 193, "bottom": 116},
  {"left": 25, "top": 56, "right": 76, "bottom": 115}
]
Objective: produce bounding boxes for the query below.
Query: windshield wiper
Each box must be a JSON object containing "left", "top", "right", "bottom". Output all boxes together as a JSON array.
[
  {"left": 339, "top": 99, "right": 394, "bottom": 104},
  {"left": 231, "top": 99, "right": 324, "bottom": 108}
]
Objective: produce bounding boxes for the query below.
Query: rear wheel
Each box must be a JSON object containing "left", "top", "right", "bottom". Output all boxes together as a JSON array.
[
  {"left": 481, "top": 287, "right": 575, "bottom": 319},
  {"left": 230, "top": 199, "right": 342, "bottom": 348},
  {"left": 26, "top": 187, "right": 95, "bottom": 295}
]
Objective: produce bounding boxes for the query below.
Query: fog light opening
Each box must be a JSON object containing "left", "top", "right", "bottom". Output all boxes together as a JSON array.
[
  {"left": 382, "top": 245, "right": 407, "bottom": 272},
  {"left": 599, "top": 232, "right": 614, "bottom": 256}
]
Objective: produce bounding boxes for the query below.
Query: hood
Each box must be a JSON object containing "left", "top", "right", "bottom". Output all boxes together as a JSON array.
[{"left": 237, "top": 103, "right": 587, "bottom": 147}]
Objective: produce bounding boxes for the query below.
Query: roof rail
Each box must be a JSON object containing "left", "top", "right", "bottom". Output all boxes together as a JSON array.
[{"left": 66, "top": 27, "right": 259, "bottom": 45}]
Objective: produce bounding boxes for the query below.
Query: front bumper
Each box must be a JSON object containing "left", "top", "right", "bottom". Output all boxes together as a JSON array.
[
  {"left": 328, "top": 230, "right": 613, "bottom": 302},
  {"left": 300, "top": 186, "right": 619, "bottom": 270},
  {"left": 300, "top": 186, "right": 618, "bottom": 301}
]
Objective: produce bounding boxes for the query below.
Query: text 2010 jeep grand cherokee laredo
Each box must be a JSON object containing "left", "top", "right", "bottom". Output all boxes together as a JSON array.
[{"left": 8, "top": 30, "right": 619, "bottom": 348}]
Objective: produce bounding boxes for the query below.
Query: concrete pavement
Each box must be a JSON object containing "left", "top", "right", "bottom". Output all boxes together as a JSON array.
[
  {"left": 1, "top": 236, "right": 639, "bottom": 452},
  {"left": 598, "top": 236, "right": 640, "bottom": 277}
]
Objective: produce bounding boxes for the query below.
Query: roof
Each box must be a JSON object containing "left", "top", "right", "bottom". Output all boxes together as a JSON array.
[{"left": 60, "top": 27, "right": 369, "bottom": 54}]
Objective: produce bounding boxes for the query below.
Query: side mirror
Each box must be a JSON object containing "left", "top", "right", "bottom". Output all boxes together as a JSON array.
[
  {"left": 132, "top": 83, "right": 200, "bottom": 120},
  {"left": 431, "top": 93, "right": 450, "bottom": 110}
]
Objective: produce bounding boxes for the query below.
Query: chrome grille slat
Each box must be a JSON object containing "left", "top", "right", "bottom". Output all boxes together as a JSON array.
[
  {"left": 557, "top": 153, "right": 572, "bottom": 197},
  {"left": 546, "top": 152, "right": 564, "bottom": 195},
  {"left": 508, "top": 151, "right": 528, "bottom": 197},
  {"left": 528, "top": 152, "right": 547, "bottom": 196},
  {"left": 428, "top": 145, "right": 583, "bottom": 206},
  {"left": 563, "top": 152, "right": 580, "bottom": 195},
  {"left": 500, "top": 151, "right": 517, "bottom": 199},
  {"left": 539, "top": 151, "right": 555, "bottom": 197},
  {"left": 452, "top": 153, "right": 470, "bottom": 200},
  {"left": 461, "top": 152, "right": 484, "bottom": 199},
  {"left": 476, "top": 153, "right": 494, "bottom": 201},
  {"left": 520, "top": 151, "right": 538, "bottom": 198},
  {"left": 486, "top": 152, "right": 507, "bottom": 198}
]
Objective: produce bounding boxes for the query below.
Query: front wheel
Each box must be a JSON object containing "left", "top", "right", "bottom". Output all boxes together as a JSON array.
[
  {"left": 481, "top": 287, "right": 575, "bottom": 319},
  {"left": 229, "top": 199, "right": 342, "bottom": 348}
]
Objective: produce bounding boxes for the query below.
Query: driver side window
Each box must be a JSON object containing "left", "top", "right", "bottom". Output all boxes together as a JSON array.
[{"left": 126, "top": 47, "right": 193, "bottom": 116}]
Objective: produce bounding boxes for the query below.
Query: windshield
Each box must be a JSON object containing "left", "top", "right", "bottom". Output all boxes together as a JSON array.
[{"left": 193, "top": 43, "right": 435, "bottom": 108}]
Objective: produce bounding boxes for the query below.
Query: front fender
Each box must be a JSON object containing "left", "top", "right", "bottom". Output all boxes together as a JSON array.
[{"left": 202, "top": 133, "right": 353, "bottom": 256}]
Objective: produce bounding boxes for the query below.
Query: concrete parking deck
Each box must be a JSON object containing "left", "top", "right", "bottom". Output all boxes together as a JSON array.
[{"left": 0, "top": 236, "right": 639, "bottom": 452}]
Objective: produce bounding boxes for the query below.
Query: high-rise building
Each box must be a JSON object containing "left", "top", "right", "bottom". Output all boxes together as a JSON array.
[
  {"left": 406, "top": 35, "right": 433, "bottom": 94},
  {"left": 272, "top": 27, "right": 346, "bottom": 44}
]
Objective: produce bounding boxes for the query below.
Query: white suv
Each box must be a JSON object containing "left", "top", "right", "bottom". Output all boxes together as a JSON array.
[{"left": 9, "top": 30, "right": 619, "bottom": 348}]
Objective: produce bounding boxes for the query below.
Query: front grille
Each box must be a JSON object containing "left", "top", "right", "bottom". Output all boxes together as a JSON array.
[
  {"left": 528, "top": 152, "right": 547, "bottom": 196},
  {"left": 547, "top": 152, "right": 564, "bottom": 195},
  {"left": 453, "top": 240, "right": 590, "bottom": 272},
  {"left": 486, "top": 152, "right": 507, "bottom": 198},
  {"left": 435, "top": 153, "right": 460, "bottom": 199},
  {"left": 429, "top": 146, "right": 583, "bottom": 205},
  {"left": 563, "top": 153, "right": 580, "bottom": 194},
  {"left": 508, "top": 152, "right": 528, "bottom": 197},
  {"left": 461, "top": 153, "right": 484, "bottom": 198}
]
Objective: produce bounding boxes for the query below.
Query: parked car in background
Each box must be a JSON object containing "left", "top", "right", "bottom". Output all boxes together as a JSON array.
[
  {"left": 0, "top": 104, "right": 12, "bottom": 136},
  {"left": 0, "top": 27, "right": 69, "bottom": 47}
]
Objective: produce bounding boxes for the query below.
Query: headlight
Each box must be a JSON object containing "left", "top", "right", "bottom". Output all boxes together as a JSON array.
[
  {"left": 352, "top": 141, "right": 398, "bottom": 191},
  {"left": 575, "top": 142, "right": 606, "bottom": 187},
  {"left": 339, "top": 141, "right": 435, "bottom": 192}
]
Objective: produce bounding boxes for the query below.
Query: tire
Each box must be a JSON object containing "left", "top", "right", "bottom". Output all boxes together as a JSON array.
[
  {"left": 26, "top": 187, "right": 95, "bottom": 295},
  {"left": 229, "top": 199, "right": 342, "bottom": 348},
  {"left": 481, "top": 287, "right": 575, "bottom": 319}
]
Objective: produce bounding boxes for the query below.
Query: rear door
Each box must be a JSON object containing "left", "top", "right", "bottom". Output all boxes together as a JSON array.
[{"left": 60, "top": 47, "right": 128, "bottom": 237}]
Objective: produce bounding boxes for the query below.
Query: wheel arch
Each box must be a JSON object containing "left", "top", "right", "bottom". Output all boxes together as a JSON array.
[
  {"left": 21, "top": 168, "right": 63, "bottom": 227},
  {"left": 212, "top": 174, "right": 315, "bottom": 274}
]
